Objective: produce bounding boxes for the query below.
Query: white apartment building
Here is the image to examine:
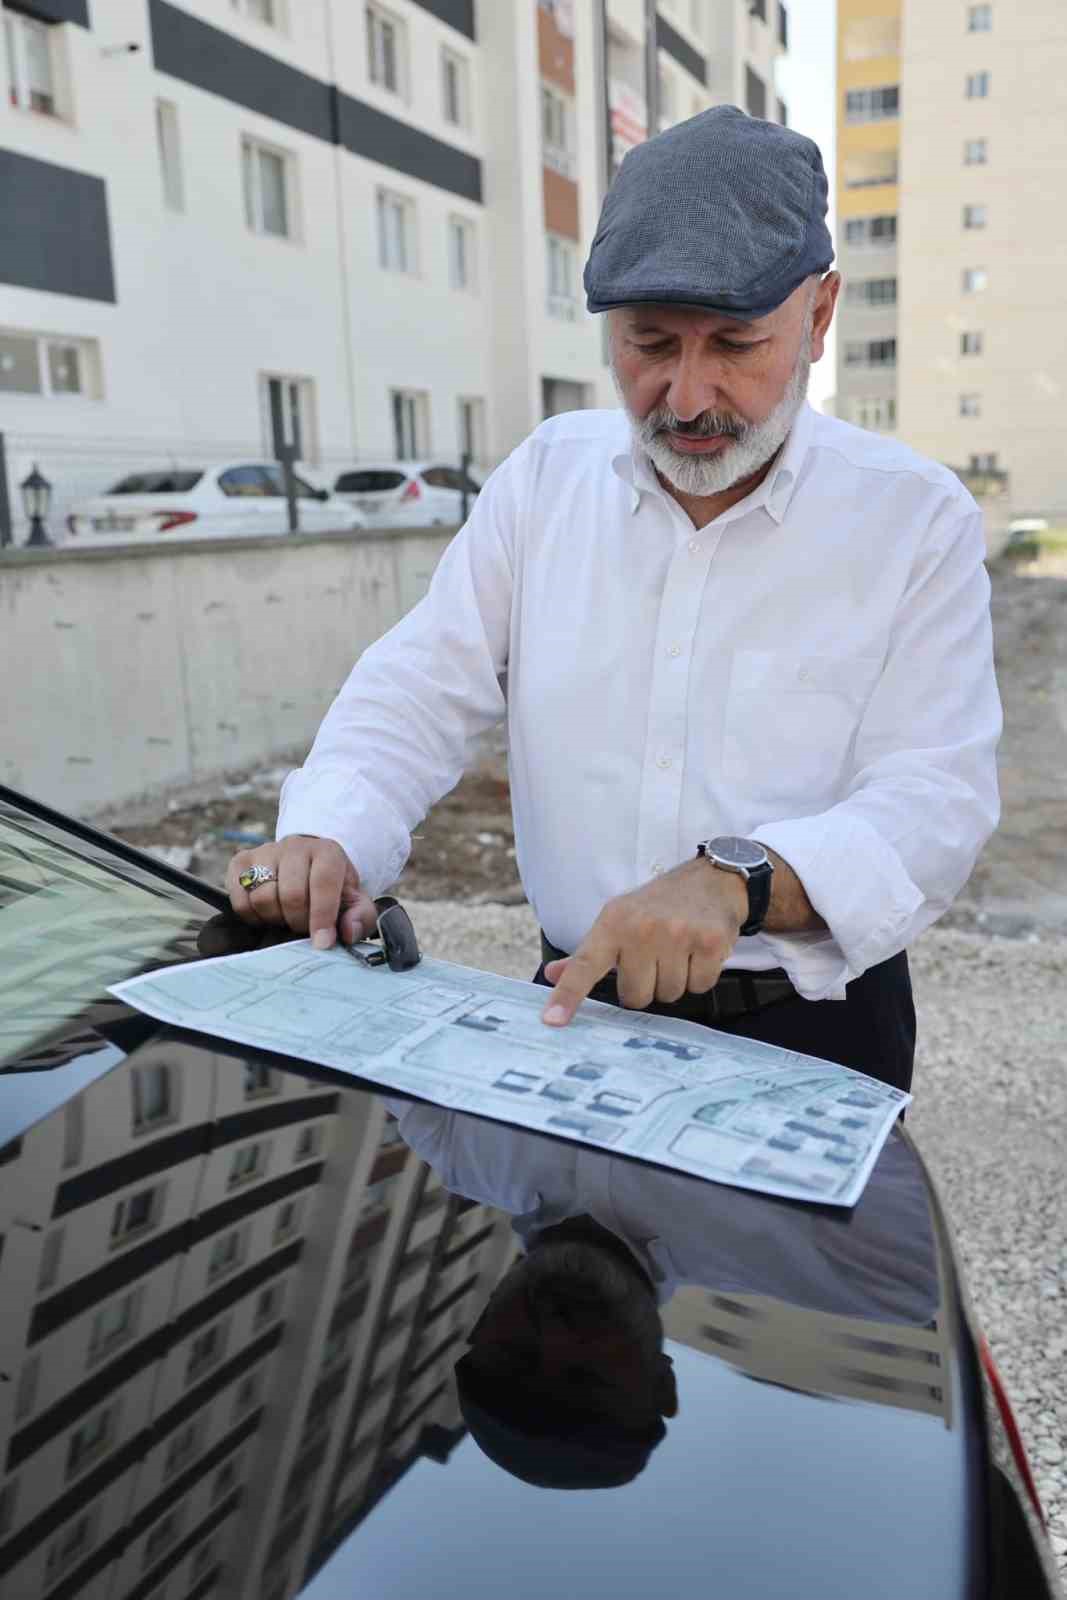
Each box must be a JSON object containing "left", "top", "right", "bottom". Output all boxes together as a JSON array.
[{"left": 0, "top": 0, "right": 789, "bottom": 541}]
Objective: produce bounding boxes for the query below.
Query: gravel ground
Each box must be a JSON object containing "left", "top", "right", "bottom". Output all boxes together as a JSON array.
[{"left": 402, "top": 898, "right": 1067, "bottom": 1572}]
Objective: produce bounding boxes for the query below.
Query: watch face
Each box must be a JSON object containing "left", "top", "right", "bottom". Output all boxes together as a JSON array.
[{"left": 709, "top": 836, "right": 767, "bottom": 869}]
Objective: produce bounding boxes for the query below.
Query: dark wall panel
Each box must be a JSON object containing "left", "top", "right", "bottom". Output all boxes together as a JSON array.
[
  {"left": 0, "top": 150, "right": 115, "bottom": 301},
  {"left": 8, "top": 0, "right": 89, "bottom": 24},
  {"left": 656, "top": 13, "right": 707, "bottom": 86},
  {"left": 411, "top": 0, "right": 475, "bottom": 40},
  {"left": 149, "top": 0, "right": 333, "bottom": 142},
  {"left": 339, "top": 94, "right": 482, "bottom": 203}
]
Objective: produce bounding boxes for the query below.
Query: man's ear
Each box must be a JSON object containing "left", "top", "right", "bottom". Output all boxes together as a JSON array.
[{"left": 656, "top": 1353, "right": 679, "bottom": 1419}]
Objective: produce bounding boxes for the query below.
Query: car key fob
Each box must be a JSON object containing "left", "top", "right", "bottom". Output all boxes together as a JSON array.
[{"left": 356, "top": 896, "right": 420, "bottom": 972}]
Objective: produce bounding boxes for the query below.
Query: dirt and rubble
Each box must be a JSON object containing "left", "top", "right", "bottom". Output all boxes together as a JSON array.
[{"left": 101, "top": 553, "right": 1067, "bottom": 938}]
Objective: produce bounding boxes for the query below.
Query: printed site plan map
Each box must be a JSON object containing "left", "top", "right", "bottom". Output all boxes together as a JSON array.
[{"left": 112, "top": 940, "right": 911, "bottom": 1207}]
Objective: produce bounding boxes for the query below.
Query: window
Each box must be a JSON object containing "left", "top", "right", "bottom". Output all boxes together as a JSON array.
[
  {"left": 274, "top": 1196, "right": 305, "bottom": 1245},
  {"left": 845, "top": 85, "right": 899, "bottom": 122},
  {"left": 144, "top": 1505, "right": 185, "bottom": 1572},
  {"left": 38, "top": 1228, "right": 63, "bottom": 1291},
  {"left": 745, "top": 65, "right": 767, "bottom": 121},
  {"left": 377, "top": 188, "right": 417, "bottom": 273},
  {"left": 541, "top": 83, "right": 573, "bottom": 172},
  {"left": 448, "top": 215, "right": 476, "bottom": 291},
  {"left": 242, "top": 138, "right": 293, "bottom": 239},
  {"left": 262, "top": 373, "right": 317, "bottom": 463},
  {"left": 229, "top": 1143, "right": 267, "bottom": 1188},
  {"left": 254, "top": 1283, "right": 284, "bottom": 1328},
  {"left": 960, "top": 392, "right": 982, "bottom": 417},
  {"left": 843, "top": 215, "right": 897, "bottom": 249},
  {"left": 962, "top": 266, "right": 988, "bottom": 292},
  {"left": 67, "top": 1405, "right": 116, "bottom": 1480},
  {"left": 844, "top": 339, "right": 897, "bottom": 368},
  {"left": 156, "top": 101, "right": 184, "bottom": 211},
  {"left": 62, "top": 1098, "right": 84, "bottom": 1169},
  {"left": 546, "top": 234, "right": 578, "bottom": 318},
  {"left": 967, "top": 3, "right": 992, "bottom": 30},
  {"left": 963, "top": 203, "right": 987, "bottom": 229},
  {"left": 964, "top": 138, "right": 987, "bottom": 165},
  {"left": 777, "top": 0, "right": 788, "bottom": 48},
  {"left": 111, "top": 1186, "right": 163, "bottom": 1245},
  {"left": 190, "top": 1537, "right": 217, "bottom": 1583},
  {"left": 212, "top": 1455, "right": 241, "bottom": 1505},
  {"left": 233, "top": 0, "right": 281, "bottom": 22},
  {"left": 208, "top": 1226, "right": 246, "bottom": 1282},
  {"left": 46, "top": 1506, "right": 98, "bottom": 1584},
  {"left": 89, "top": 1289, "right": 141, "bottom": 1362},
  {"left": 293, "top": 1123, "right": 323, "bottom": 1163},
  {"left": 0, "top": 330, "right": 100, "bottom": 399},
  {"left": 163, "top": 1418, "right": 201, "bottom": 1478},
  {"left": 965, "top": 71, "right": 990, "bottom": 97},
  {"left": 243, "top": 1062, "right": 278, "bottom": 1098},
  {"left": 218, "top": 465, "right": 271, "bottom": 499},
  {"left": 186, "top": 1322, "right": 228, "bottom": 1384},
  {"left": 391, "top": 389, "right": 429, "bottom": 458},
  {"left": 232, "top": 1367, "right": 264, "bottom": 1422},
  {"left": 458, "top": 396, "right": 486, "bottom": 467},
  {"left": 961, "top": 330, "right": 984, "bottom": 355},
  {"left": 441, "top": 47, "right": 470, "bottom": 128},
  {"left": 849, "top": 396, "right": 897, "bottom": 431},
  {"left": 844, "top": 277, "right": 897, "bottom": 307},
  {"left": 132, "top": 1063, "right": 175, "bottom": 1131},
  {"left": 15, "top": 1354, "right": 39, "bottom": 1422},
  {"left": 4, "top": 10, "right": 56, "bottom": 115},
  {"left": 367, "top": 3, "right": 404, "bottom": 95}
]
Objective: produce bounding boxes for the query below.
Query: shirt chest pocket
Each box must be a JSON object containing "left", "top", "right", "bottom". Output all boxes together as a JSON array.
[{"left": 722, "top": 650, "right": 884, "bottom": 813}]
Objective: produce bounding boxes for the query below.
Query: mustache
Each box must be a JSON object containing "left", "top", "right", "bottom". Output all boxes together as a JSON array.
[{"left": 639, "top": 408, "right": 747, "bottom": 442}]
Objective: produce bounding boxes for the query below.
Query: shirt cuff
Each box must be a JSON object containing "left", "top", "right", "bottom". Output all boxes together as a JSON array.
[
  {"left": 750, "top": 812, "right": 926, "bottom": 1001},
  {"left": 276, "top": 767, "right": 410, "bottom": 900}
]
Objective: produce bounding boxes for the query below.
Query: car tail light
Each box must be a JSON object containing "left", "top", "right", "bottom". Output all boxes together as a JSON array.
[
  {"left": 979, "top": 1335, "right": 1047, "bottom": 1529},
  {"left": 155, "top": 511, "right": 198, "bottom": 533},
  {"left": 400, "top": 479, "right": 421, "bottom": 502}
]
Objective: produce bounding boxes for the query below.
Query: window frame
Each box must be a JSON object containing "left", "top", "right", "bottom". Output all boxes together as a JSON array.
[
  {"left": 390, "top": 388, "right": 430, "bottom": 459},
  {"left": 546, "top": 233, "right": 579, "bottom": 319},
  {"left": 4, "top": 9, "right": 59, "bottom": 117},
  {"left": 111, "top": 1184, "right": 165, "bottom": 1248},
  {"left": 960, "top": 330, "right": 984, "bottom": 356},
  {"left": 441, "top": 45, "right": 470, "bottom": 129},
  {"left": 143, "top": 1501, "right": 186, "bottom": 1573},
  {"left": 228, "top": 1141, "right": 269, "bottom": 1189},
  {"left": 45, "top": 1501, "right": 100, "bottom": 1584},
  {"left": 273, "top": 1194, "right": 306, "bottom": 1247},
  {"left": 366, "top": 1, "right": 406, "bottom": 97},
  {"left": 963, "top": 203, "right": 987, "bottom": 229},
  {"left": 131, "top": 1061, "right": 177, "bottom": 1133},
  {"left": 241, "top": 135, "right": 298, "bottom": 242},
  {"left": 207, "top": 1223, "right": 248, "bottom": 1283},
  {"left": 186, "top": 1319, "right": 230, "bottom": 1386},
  {"left": 964, "top": 137, "right": 988, "bottom": 165},
  {"left": 447, "top": 214, "right": 477, "bottom": 292},
  {"left": 155, "top": 99, "right": 184, "bottom": 212},
  {"left": 0, "top": 328, "right": 101, "bottom": 401},
  {"left": 960, "top": 392, "right": 982, "bottom": 417},
  {"left": 965, "top": 70, "right": 990, "bottom": 98},
  {"left": 67, "top": 1403, "right": 118, "bottom": 1482},
  {"left": 88, "top": 1287, "right": 142, "bottom": 1365},
  {"left": 967, "top": 3, "right": 992, "bottom": 31},
  {"left": 844, "top": 85, "right": 900, "bottom": 123},
  {"left": 376, "top": 187, "right": 418, "bottom": 275},
  {"left": 962, "top": 266, "right": 988, "bottom": 293}
]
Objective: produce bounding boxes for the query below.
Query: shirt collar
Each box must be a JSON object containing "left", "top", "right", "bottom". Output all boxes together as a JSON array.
[{"left": 611, "top": 401, "right": 815, "bottom": 525}]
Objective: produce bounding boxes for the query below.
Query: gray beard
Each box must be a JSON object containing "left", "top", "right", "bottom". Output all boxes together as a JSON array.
[{"left": 614, "top": 323, "right": 814, "bottom": 499}]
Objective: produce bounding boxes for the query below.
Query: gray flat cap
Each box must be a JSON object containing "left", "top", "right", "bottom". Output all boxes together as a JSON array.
[{"left": 584, "top": 105, "right": 834, "bottom": 320}]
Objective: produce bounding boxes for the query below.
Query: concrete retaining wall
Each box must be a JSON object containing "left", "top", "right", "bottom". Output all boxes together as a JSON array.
[{"left": 0, "top": 526, "right": 453, "bottom": 816}]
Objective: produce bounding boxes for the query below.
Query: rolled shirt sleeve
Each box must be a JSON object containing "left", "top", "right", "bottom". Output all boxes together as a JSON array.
[
  {"left": 275, "top": 453, "right": 520, "bottom": 896},
  {"left": 752, "top": 507, "right": 1002, "bottom": 1000}
]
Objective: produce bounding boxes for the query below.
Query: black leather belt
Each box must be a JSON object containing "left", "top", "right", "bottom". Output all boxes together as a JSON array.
[{"left": 539, "top": 932, "right": 797, "bottom": 1026}]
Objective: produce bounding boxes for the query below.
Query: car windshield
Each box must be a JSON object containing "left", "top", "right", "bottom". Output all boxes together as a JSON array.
[
  {"left": 105, "top": 470, "right": 203, "bottom": 494},
  {"left": 0, "top": 799, "right": 215, "bottom": 1069},
  {"left": 334, "top": 470, "right": 407, "bottom": 493}
]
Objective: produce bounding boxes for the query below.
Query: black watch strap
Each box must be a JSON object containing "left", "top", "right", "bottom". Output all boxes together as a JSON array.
[{"left": 738, "top": 860, "right": 773, "bottom": 937}]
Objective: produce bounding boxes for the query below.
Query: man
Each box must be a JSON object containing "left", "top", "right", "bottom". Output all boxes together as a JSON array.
[
  {"left": 227, "top": 107, "right": 1001, "bottom": 1094},
  {"left": 383, "top": 1095, "right": 939, "bottom": 1487}
]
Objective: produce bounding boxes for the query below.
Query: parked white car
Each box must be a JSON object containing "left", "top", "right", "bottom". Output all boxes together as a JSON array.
[
  {"left": 65, "top": 462, "right": 368, "bottom": 545},
  {"left": 332, "top": 461, "right": 482, "bottom": 528}
]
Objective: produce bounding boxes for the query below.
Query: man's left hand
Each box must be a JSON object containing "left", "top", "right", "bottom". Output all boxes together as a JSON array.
[{"left": 541, "top": 858, "right": 748, "bottom": 1026}]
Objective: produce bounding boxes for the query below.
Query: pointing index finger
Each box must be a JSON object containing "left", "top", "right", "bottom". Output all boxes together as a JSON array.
[{"left": 541, "top": 929, "right": 618, "bottom": 1026}]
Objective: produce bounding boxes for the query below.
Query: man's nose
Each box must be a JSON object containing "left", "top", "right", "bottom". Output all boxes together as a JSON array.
[{"left": 664, "top": 350, "right": 721, "bottom": 422}]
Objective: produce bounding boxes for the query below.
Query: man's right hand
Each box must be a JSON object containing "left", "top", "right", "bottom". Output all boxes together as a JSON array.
[{"left": 225, "top": 835, "right": 378, "bottom": 950}]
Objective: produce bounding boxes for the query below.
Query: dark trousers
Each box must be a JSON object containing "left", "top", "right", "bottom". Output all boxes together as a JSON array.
[{"left": 533, "top": 950, "right": 916, "bottom": 1096}]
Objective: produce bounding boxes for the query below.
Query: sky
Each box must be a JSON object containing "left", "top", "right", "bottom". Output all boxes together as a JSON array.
[{"left": 775, "top": 0, "right": 838, "bottom": 411}]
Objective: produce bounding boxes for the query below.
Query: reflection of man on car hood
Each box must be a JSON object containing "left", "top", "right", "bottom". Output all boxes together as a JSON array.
[{"left": 386, "top": 1099, "right": 939, "bottom": 1488}]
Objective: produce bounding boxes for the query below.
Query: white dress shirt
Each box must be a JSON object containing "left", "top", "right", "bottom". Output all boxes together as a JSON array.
[
  {"left": 384, "top": 1099, "right": 939, "bottom": 1326},
  {"left": 278, "top": 403, "right": 1001, "bottom": 1001}
]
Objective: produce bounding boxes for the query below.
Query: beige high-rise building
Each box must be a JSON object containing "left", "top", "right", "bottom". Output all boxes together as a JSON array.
[{"left": 837, "top": 0, "right": 1067, "bottom": 520}]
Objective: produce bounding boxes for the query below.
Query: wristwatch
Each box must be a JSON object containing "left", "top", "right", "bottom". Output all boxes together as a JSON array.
[{"left": 696, "top": 836, "right": 774, "bottom": 937}]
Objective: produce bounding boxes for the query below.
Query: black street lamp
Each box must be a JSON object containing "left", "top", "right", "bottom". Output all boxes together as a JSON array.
[{"left": 20, "top": 463, "right": 53, "bottom": 548}]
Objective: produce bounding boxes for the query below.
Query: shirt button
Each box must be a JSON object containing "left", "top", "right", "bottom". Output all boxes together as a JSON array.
[
  {"left": 657, "top": 754, "right": 672, "bottom": 769},
  {"left": 651, "top": 861, "right": 664, "bottom": 875},
  {"left": 798, "top": 666, "right": 810, "bottom": 682},
  {"left": 667, "top": 644, "right": 681, "bottom": 658},
  {"left": 688, "top": 540, "right": 699, "bottom": 553}
]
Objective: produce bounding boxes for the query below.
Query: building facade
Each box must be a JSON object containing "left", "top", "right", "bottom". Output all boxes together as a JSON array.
[
  {"left": 0, "top": 0, "right": 789, "bottom": 540},
  {"left": 836, "top": 0, "right": 1067, "bottom": 520}
]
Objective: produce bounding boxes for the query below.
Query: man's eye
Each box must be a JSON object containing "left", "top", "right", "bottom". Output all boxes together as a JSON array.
[
  {"left": 633, "top": 342, "right": 671, "bottom": 354},
  {"left": 721, "top": 341, "right": 760, "bottom": 353}
]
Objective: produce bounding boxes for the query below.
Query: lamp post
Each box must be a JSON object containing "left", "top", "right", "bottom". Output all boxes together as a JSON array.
[{"left": 20, "top": 464, "right": 53, "bottom": 548}]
